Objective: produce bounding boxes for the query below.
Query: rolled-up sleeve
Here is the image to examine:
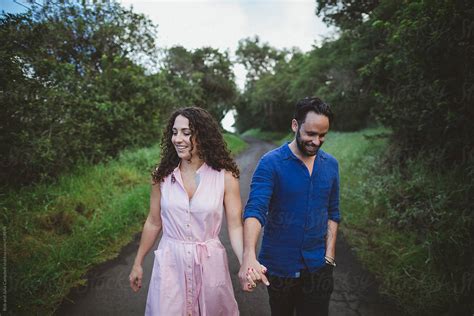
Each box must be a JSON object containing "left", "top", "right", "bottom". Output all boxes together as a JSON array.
[
  {"left": 328, "top": 162, "right": 341, "bottom": 223},
  {"left": 243, "top": 155, "right": 275, "bottom": 227}
]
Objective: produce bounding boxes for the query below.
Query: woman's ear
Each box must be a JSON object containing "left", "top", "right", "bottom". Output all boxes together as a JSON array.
[{"left": 191, "top": 134, "right": 199, "bottom": 153}]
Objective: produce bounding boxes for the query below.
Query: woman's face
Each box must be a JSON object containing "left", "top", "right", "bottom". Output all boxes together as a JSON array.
[{"left": 171, "top": 114, "right": 198, "bottom": 160}]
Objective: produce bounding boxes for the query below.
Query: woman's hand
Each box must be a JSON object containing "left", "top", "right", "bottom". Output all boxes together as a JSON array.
[
  {"left": 239, "top": 258, "right": 269, "bottom": 292},
  {"left": 129, "top": 264, "right": 143, "bottom": 292}
]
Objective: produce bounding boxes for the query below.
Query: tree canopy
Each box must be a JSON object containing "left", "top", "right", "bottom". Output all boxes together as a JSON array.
[
  {"left": 234, "top": 0, "right": 474, "bottom": 165},
  {"left": 0, "top": 2, "right": 236, "bottom": 186}
]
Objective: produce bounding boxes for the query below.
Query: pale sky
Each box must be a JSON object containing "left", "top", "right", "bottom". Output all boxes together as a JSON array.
[
  {"left": 119, "top": 0, "right": 335, "bottom": 130},
  {"left": 119, "top": 0, "right": 335, "bottom": 89}
]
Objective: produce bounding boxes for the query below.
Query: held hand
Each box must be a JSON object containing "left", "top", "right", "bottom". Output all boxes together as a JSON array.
[
  {"left": 238, "top": 258, "right": 270, "bottom": 292},
  {"left": 129, "top": 264, "right": 143, "bottom": 292}
]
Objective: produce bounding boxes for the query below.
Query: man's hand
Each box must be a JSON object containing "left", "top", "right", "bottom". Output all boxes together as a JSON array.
[{"left": 239, "top": 256, "right": 270, "bottom": 292}]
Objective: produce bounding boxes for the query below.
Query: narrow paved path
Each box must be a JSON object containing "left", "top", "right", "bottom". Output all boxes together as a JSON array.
[{"left": 57, "top": 138, "right": 400, "bottom": 315}]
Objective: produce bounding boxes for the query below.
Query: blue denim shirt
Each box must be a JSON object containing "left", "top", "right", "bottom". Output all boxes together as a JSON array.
[{"left": 243, "top": 143, "right": 341, "bottom": 278}]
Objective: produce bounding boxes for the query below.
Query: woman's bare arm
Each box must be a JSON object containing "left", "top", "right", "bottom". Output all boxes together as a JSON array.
[
  {"left": 224, "top": 171, "right": 244, "bottom": 265},
  {"left": 129, "top": 182, "right": 163, "bottom": 292}
]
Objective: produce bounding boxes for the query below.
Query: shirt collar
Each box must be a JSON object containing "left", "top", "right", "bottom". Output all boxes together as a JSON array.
[
  {"left": 281, "top": 142, "right": 327, "bottom": 161},
  {"left": 172, "top": 161, "right": 207, "bottom": 176}
]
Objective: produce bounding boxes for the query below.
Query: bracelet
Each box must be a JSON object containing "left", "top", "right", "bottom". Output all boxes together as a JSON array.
[{"left": 325, "top": 256, "right": 336, "bottom": 267}]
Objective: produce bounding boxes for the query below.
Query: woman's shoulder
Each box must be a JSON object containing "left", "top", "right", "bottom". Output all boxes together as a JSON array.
[
  {"left": 223, "top": 169, "right": 237, "bottom": 179},
  {"left": 223, "top": 169, "right": 239, "bottom": 188},
  {"left": 150, "top": 170, "right": 173, "bottom": 189}
]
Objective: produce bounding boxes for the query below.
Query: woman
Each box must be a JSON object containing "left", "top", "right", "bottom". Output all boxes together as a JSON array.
[{"left": 129, "top": 107, "right": 244, "bottom": 316}]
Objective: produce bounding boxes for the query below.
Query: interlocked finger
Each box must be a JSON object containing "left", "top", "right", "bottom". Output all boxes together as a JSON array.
[
  {"left": 246, "top": 271, "right": 257, "bottom": 289},
  {"left": 247, "top": 267, "right": 262, "bottom": 283}
]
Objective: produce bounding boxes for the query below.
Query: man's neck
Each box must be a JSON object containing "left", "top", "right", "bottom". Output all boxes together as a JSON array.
[{"left": 288, "top": 140, "right": 316, "bottom": 164}]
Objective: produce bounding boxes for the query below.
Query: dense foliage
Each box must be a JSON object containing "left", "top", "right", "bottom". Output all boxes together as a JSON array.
[
  {"left": 235, "top": 1, "right": 474, "bottom": 162},
  {"left": 1, "top": 3, "right": 158, "bottom": 185},
  {"left": 0, "top": 2, "right": 236, "bottom": 187},
  {"left": 318, "top": 1, "right": 473, "bottom": 314},
  {"left": 234, "top": 0, "right": 474, "bottom": 314},
  {"left": 162, "top": 45, "right": 237, "bottom": 122}
]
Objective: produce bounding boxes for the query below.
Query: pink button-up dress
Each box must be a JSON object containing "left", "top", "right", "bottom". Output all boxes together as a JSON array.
[{"left": 145, "top": 163, "right": 239, "bottom": 316}]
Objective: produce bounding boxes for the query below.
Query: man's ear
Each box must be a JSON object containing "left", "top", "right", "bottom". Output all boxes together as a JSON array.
[{"left": 291, "top": 119, "right": 298, "bottom": 133}]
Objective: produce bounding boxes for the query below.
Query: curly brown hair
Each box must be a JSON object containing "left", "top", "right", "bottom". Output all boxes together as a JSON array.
[{"left": 152, "top": 107, "right": 240, "bottom": 183}]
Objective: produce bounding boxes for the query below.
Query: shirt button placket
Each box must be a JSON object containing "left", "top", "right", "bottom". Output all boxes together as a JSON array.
[
  {"left": 186, "top": 223, "right": 192, "bottom": 240},
  {"left": 185, "top": 202, "right": 193, "bottom": 315},
  {"left": 187, "top": 201, "right": 192, "bottom": 240},
  {"left": 185, "top": 244, "right": 193, "bottom": 315}
]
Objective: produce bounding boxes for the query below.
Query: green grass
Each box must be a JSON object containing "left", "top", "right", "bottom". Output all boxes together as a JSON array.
[
  {"left": 2, "top": 134, "right": 247, "bottom": 315},
  {"left": 320, "top": 129, "right": 433, "bottom": 311},
  {"left": 241, "top": 128, "right": 288, "bottom": 143},
  {"left": 323, "top": 128, "right": 459, "bottom": 315},
  {"left": 279, "top": 127, "right": 473, "bottom": 314},
  {"left": 224, "top": 133, "right": 248, "bottom": 155}
]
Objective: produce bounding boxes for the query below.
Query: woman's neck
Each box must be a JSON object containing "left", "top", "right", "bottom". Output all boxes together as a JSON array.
[{"left": 179, "top": 157, "right": 204, "bottom": 173}]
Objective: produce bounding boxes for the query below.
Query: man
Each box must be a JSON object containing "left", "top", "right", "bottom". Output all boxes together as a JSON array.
[{"left": 238, "top": 97, "right": 341, "bottom": 316}]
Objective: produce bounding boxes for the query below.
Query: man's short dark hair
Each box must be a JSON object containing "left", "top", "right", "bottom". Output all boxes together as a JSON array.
[{"left": 294, "top": 96, "right": 333, "bottom": 125}]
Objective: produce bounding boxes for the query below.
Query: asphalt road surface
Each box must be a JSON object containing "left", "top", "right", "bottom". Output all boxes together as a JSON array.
[{"left": 57, "top": 137, "right": 400, "bottom": 316}]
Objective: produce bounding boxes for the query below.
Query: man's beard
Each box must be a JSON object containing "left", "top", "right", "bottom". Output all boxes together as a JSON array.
[{"left": 296, "top": 129, "right": 322, "bottom": 157}]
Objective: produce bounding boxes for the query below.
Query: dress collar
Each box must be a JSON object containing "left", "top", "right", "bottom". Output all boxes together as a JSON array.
[{"left": 172, "top": 161, "right": 207, "bottom": 177}]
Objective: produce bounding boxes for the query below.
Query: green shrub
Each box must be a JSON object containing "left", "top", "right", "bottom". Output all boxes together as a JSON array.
[{"left": 332, "top": 129, "right": 474, "bottom": 315}]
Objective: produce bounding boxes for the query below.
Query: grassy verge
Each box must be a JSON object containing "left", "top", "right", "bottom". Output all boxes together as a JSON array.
[
  {"left": 280, "top": 127, "right": 473, "bottom": 314},
  {"left": 328, "top": 129, "right": 473, "bottom": 314},
  {"left": 2, "top": 134, "right": 247, "bottom": 315},
  {"left": 241, "top": 128, "right": 288, "bottom": 144},
  {"left": 224, "top": 133, "right": 248, "bottom": 155}
]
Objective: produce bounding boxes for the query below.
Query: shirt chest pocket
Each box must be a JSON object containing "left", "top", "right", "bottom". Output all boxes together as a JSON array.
[{"left": 315, "top": 183, "right": 332, "bottom": 207}]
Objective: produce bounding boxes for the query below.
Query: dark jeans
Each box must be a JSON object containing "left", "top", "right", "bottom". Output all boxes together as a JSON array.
[{"left": 267, "top": 264, "right": 334, "bottom": 316}]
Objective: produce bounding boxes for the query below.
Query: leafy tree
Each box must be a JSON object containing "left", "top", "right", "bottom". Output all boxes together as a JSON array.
[
  {"left": 0, "top": 2, "right": 166, "bottom": 186},
  {"left": 236, "top": 36, "right": 286, "bottom": 84},
  {"left": 234, "top": 37, "right": 290, "bottom": 132},
  {"left": 313, "top": 0, "right": 474, "bottom": 313},
  {"left": 162, "top": 46, "right": 237, "bottom": 122},
  {"left": 315, "top": 0, "right": 381, "bottom": 30}
]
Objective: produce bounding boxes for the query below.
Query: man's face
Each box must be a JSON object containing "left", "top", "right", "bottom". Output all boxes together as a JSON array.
[{"left": 293, "top": 112, "right": 329, "bottom": 157}]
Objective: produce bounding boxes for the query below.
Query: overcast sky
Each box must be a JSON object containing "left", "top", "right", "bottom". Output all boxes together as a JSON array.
[
  {"left": 118, "top": 0, "right": 336, "bottom": 130},
  {"left": 1, "top": 0, "right": 335, "bottom": 88},
  {"left": 119, "top": 0, "right": 335, "bottom": 89}
]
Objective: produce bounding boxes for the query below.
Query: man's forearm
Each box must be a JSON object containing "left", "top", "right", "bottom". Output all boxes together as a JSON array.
[
  {"left": 239, "top": 217, "right": 270, "bottom": 289},
  {"left": 325, "top": 219, "right": 338, "bottom": 259},
  {"left": 243, "top": 217, "right": 262, "bottom": 259}
]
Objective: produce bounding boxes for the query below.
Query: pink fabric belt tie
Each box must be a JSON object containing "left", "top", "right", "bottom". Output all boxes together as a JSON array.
[{"left": 161, "top": 235, "right": 220, "bottom": 316}]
